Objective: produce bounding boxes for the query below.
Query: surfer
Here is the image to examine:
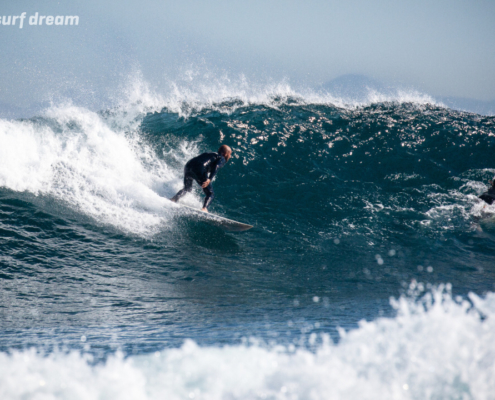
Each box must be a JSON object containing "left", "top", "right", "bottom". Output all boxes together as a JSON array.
[
  {"left": 170, "top": 145, "right": 232, "bottom": 212},
  {"left": 479, "top": 178, "right": 495, "bottom": 205}
]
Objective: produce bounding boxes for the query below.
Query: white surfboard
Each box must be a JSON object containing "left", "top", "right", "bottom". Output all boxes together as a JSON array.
[{"left": 168, "top": 200, "right": 253, "bottom": 232}]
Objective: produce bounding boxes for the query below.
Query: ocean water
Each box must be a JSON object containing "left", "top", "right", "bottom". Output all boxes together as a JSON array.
[{"left": 0, "top": 79, "right": 495, "bottom": 399}]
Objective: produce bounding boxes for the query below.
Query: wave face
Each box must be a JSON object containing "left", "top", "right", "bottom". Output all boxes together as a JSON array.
[{"left": 0, "top": 80, "right": 495, "bottom": 398}]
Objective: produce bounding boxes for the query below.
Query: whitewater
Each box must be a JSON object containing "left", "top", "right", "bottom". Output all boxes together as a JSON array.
[{"left": 0, "top": 76, "right": 494, "bottom": 399}]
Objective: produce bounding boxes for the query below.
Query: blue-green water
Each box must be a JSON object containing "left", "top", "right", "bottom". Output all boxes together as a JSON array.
[{"left": 0, "top": 85, "right": 494, "bottom": 398}]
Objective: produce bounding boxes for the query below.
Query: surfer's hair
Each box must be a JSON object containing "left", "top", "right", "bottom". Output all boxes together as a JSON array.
[{"left": 218, "top": 145, "right": 232, "bottom": 156}]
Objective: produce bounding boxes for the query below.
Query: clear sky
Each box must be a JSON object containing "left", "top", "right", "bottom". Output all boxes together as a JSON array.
[{"left": 1, "top": 0, "right": 494, "bottom": 114}]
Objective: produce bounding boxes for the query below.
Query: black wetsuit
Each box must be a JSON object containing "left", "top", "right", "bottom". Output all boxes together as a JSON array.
[
  {"left": 171, "top": 152, "right": 227, "bottom": 209},
  {"left": 479, "top": 185, "right": 495, "bottom": 205}
]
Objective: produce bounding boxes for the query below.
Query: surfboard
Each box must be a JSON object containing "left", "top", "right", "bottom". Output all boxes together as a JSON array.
[{"left": 168, "top": 200, "right": 253, "bottom": 232}]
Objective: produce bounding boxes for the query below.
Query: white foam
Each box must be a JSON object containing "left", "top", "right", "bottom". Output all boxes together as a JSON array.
[
  {"left": 0, "top": 285, "right": 493, "bottom": 399},
  {"left": 423, "top": 173, "right": 495, "bottom": 230},
  {"left": 0, "top": 98, "right": 199, "bottom": 236}
]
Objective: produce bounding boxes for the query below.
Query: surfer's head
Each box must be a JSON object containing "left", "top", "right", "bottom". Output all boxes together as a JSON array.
[{"left": 218, "top": 145, "right": 232, "bottom": 161}]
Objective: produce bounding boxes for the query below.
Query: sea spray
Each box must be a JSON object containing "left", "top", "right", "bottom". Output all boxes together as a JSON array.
[{"left": 0, "top": 286, "right": 493, "bottom": 400}]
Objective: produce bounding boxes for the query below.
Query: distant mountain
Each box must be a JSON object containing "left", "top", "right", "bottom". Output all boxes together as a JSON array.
[
  {"left": 319, "top": 74, "right": 395, "bottom": 102},
  {"left": 319, "top": 74, "right": 495, "bottom": 116}
]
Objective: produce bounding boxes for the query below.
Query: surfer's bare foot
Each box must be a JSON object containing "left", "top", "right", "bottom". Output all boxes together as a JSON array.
[{"left": 201, "top": 207, "right": 208, "bottom": 213}]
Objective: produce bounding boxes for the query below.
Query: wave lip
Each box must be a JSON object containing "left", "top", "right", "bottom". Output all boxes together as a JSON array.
[
  {"left": 0, "top": 102, "right": 177, "bottom": 235},
  {"left": 130, "top": 71, "right": 443, "bottom": 117}
]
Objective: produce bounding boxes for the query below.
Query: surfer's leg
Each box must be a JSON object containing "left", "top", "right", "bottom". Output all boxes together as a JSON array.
[
  {"left": 202, "top": 184, "right": 214, "bottom": 210},
  {"left": 170, "top": 173, "right": 194, "bottom": 203}
]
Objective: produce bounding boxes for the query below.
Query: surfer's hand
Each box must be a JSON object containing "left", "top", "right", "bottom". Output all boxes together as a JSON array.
[{"left": 201, "top": 179, "right": 211, "bottom": 188}]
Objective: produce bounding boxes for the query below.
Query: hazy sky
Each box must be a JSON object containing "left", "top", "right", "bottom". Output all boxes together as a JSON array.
[{"left": 1, "top": 0, "right": 494, "bottom": 114}]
